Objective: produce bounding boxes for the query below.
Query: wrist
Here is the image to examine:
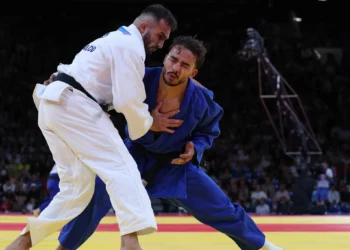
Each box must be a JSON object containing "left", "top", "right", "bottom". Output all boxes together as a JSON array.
[{"left": 150, "top": 122, "right": 158, "bottom": 132}]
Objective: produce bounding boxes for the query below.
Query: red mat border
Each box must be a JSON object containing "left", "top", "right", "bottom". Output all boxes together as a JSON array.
[
  {"left": 0, "top": 223, "right": 349, "bottom": 232},
  {"left": 1, "top": 214, "right": 349, "bottom": 218}
]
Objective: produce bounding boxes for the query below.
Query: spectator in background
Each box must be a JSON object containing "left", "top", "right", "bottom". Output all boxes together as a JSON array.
[
  {"left": 327, "top": 185, "right": 341, "bottom": 213},
  {"left": 251, "top": 184, "right": 268, "bottom": 206},
  {"left": 274, "top": 183, "right": 290, "bottom": 214},
  {"left": 26, "top": 183, "right": 40, "bottom": 207},
  {"left": 0, "top": 163, "right": 8, "bottom": 183},
  {"left": 328, "top": 185, "right": 340, "bottom": 205},
  {"left": 316, "top": 162, "right": 333, "bottom": 204},
  {"left": 256, "top": 199, "right": 270, "bottom": 215},
  {"left": 2, "top": 178, "right": 15, "bottom": 193},
  {"left": 323, "top": 162, "right": 334, "bottom": 184},
  {"left": 262, "top": 176, "right": 275, "bottom": 198},
  {"left": 0, "top": 196, "right": 13, "bottom": 213},
  {"left": 26, "top": 197, "right": 36, "bottom": 213}
]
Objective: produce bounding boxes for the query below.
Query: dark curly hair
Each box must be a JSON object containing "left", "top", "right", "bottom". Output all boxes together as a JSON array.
[{"left": 169, "top": 36, "right": 207, "bottom": 69}]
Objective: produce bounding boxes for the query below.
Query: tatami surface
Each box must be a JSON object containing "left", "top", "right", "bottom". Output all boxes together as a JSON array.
[{"left": 1, "top": 215, "right": 349, "bottom": 249}]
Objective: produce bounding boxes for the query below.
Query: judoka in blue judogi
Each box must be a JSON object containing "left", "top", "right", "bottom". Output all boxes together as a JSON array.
[
  {"left": 52, "top": 36, "right": 283, "bottom": 250},
  {"left": 34, "top": 164, "right": 60, "bottom": 216}
]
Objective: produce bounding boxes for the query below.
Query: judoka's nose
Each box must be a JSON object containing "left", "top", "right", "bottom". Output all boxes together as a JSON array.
[
  {"left": 157, "top": 40, "right": 165, "bottom": 49},
  {"left": 172, "top": 63, "right": 181, "bottom": 74}
]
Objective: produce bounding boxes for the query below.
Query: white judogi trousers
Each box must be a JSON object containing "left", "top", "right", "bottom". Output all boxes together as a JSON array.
[{"left": 23, "top": 82, "right": 157, "bottom": 246}]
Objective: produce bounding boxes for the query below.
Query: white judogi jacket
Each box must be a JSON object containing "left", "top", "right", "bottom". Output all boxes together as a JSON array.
[
  {"left": 33, "top": 24, "right": 152, "bottom": 140},
  {"left": 27, "top": 24, "right": 158, "bottom": 246}
]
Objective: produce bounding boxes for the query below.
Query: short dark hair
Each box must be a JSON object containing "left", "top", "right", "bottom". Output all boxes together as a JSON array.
[
  {"left": 169, "top": 36, "right": 207, "bottom": 69},
  {"left": 140, "top": 4, "right": 177, "bottom": 31}
]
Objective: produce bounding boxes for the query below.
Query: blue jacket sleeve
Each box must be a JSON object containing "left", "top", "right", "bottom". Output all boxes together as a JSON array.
[{"left": 190, "top": 100, "right": 223, "bottom": 165}]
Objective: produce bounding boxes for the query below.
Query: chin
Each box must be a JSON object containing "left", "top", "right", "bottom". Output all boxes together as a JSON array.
[
  {"left": 149, "top": 48, "right": 157, "bottom": 53},
  {"left": 165, "top": 81, "right": 179, "bottom": 87}
]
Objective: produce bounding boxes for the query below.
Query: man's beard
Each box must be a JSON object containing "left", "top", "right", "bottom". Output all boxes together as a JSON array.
[
  {"left": 162, "top": 70, "right": 185, "bottom": 87},
  {"left": 143, "top": 31, "right": 157, "bottom": 55}
]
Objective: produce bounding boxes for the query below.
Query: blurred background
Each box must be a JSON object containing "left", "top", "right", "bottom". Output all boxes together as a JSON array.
[{"left": 0, "top": 0, "right": 349, "bottom": 215}]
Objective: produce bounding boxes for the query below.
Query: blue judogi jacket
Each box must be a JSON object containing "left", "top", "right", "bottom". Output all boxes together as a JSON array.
[{"left": 124, "top": 67, "right": 224, "bottom": 198}]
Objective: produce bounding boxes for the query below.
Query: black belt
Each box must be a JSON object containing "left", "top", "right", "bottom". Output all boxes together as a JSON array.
[
  {"left": 142, "top": 150, "right": 180, "bottom": 187},
  {"left": 54, "top": 73, "right": 109, "bottom": 112}
]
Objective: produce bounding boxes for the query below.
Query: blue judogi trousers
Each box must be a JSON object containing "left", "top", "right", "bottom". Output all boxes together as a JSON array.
[
  {"left": 38, "top": 174, "right": 60, "bottom": 212},
  {"left": 59, "top": 166, "right": 265, "bottom": 250}
]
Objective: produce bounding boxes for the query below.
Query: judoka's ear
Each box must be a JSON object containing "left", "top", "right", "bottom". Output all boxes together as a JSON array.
[
  {"left": 190, "top": 69, "right": 198, "bottom": 78},
  {"left": 139, "top": 21, "right": 150, "bottom": 34}
]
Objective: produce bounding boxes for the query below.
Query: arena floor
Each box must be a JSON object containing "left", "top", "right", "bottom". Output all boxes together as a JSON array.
[{"left": 0, "top": 215, "right": 349, "bottom": 249}]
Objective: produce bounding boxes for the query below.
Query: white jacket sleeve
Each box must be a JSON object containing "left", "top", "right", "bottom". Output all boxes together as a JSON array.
[{"left": 109, "top": 47, "right": 153, "bottom": 140}]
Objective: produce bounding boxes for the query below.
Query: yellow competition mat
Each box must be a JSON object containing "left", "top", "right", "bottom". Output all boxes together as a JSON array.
[{"left": 1, "top": 215, "right": 349, "bottom": 249}]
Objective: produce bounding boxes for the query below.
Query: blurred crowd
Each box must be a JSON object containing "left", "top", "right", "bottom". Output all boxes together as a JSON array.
[{"left": 1, "top": 4, "right": 350, "bottom": 215}]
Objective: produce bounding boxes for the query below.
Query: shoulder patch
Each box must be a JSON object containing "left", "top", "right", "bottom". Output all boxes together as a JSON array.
[{"left": 117, "top": 27, "right": 131, "bottom": 35}]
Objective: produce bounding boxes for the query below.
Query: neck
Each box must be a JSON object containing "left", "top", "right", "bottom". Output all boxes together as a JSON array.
[{"left": 158, "top": 76, "right": 188, "bottom": 99}]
